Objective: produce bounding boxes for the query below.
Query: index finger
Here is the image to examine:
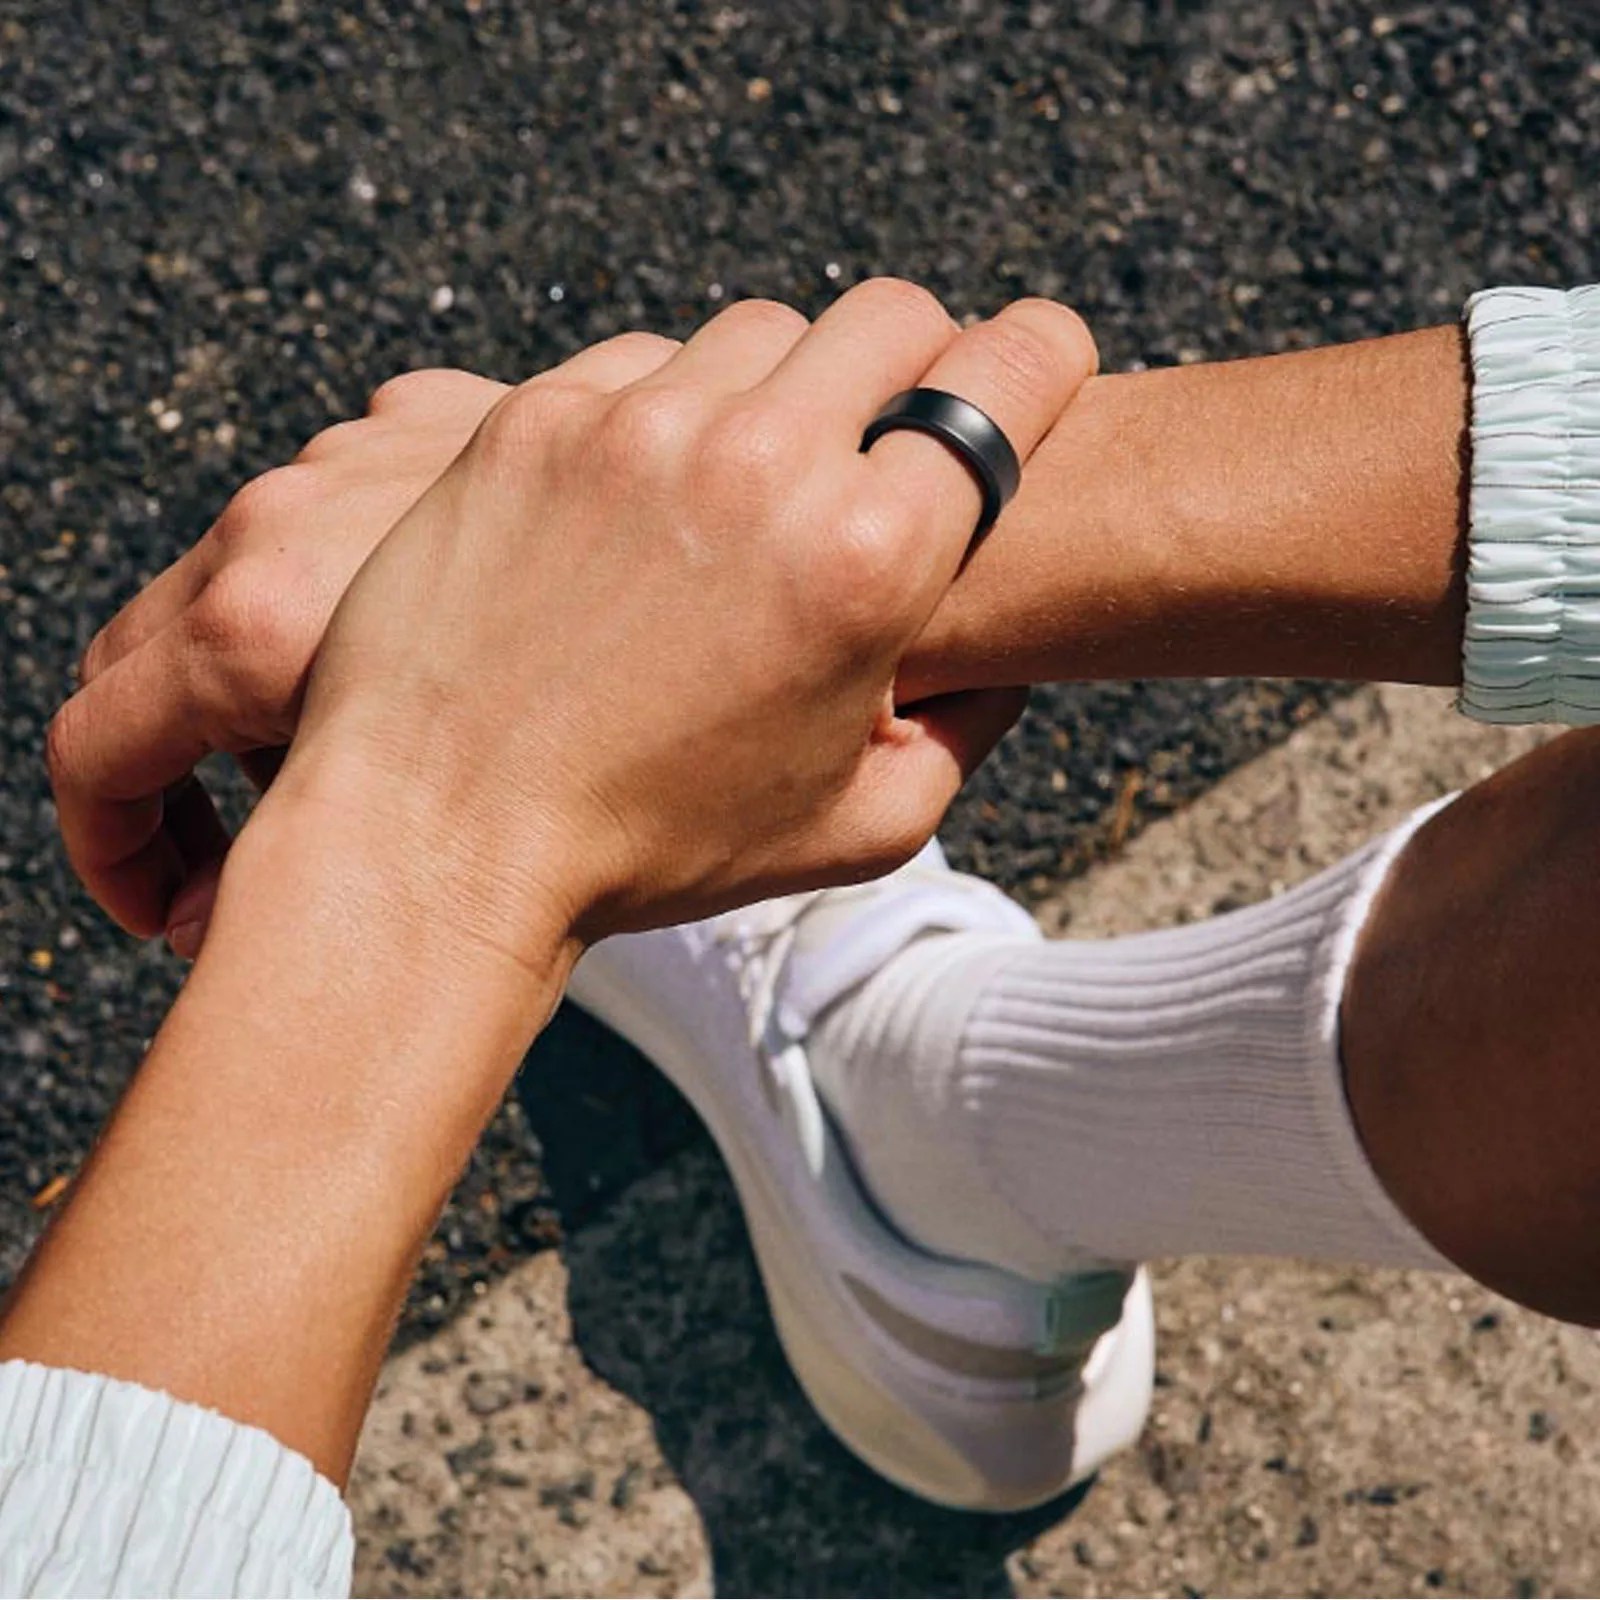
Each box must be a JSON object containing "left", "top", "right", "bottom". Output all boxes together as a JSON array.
[{"left": 47, "top": 626, "right": 231, "bottom": 937}]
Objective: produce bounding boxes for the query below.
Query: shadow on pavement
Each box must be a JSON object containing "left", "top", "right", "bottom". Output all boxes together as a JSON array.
[{"left": 518, "top": 1004, "right": 1087, "bottom": 1598}]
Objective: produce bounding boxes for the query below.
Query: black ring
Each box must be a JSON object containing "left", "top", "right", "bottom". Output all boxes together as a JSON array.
[{"left": 859, "top": 387, "right": 1022, "bottom": 541}]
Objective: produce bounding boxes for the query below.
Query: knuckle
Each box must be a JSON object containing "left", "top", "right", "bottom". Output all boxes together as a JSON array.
[
  {"left": 696, "top": 402, "right": 800, "bottom": 494},
  {"left": 44, "top": 703, "right": 84, "bottom": 791},
  {"left": 563, "top": 331, "right": 682, "bottom": 391},
  {"left": 368, "top": 366, "right": 493, "bottom": 414},
  {"left": 599, "top": 385, "right": 703, "bottom": 471},
  {"left": 472, "top": 382, "right": 567, "bottom": 465},
  {"left": 367, "top": 370, "right": 435, "bottom": 413},
  {"left": 717, "top": 297, "right": 809, "bottom": 340},
  {"left": 597, "top": 330, "right": 683, "bottom": 363},
  {"left": 186, "top": 562, "right": 297, "bottom": 687},
  {"left": 294, "top": 419, "right": 362, "bottom": 464},
  {"left": 216, "top": 466, "right": 311, "bottom": 547}
]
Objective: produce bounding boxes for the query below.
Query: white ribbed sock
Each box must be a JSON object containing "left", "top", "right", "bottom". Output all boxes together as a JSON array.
[{"left": 809, "top": 802, "right": 1454, "bottom": 1282}]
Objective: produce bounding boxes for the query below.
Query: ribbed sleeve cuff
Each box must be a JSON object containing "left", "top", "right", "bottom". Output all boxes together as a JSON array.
[
  {"left": 1461, "top": 283, "right": 1600, "bottom": 724},
  {"left": 0, "top": 1360, "right": 352, "bottom": 1598}
]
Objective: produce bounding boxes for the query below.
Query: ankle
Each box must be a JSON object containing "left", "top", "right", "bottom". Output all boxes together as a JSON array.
[{"left": 809, "top": 931, "right": 1096, "bottom": 1282}]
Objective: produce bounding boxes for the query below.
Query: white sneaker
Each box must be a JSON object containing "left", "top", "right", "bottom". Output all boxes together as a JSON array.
[{"left": 565, "top": 843, "right": 1154, "bottom": 1512}]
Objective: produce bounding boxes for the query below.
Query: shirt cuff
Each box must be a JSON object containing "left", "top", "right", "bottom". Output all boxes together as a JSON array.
[
  {"left": 0, "top": 1359, "right": 352, "bottom": 1597},
  {"left": 1460, "top": 283, "right": 1600, "bottom": 724}
]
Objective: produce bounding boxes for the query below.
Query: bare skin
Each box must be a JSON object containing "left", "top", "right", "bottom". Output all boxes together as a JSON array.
[
  {"left": 1342, "top": 730, "right": 1600, "bottom": 1327},
  {"left": 901, "top": 322, "right": 1471, "bottom": 693},
  {"left": 891, "top": 318, "right": 1600, "bottom": 1325},
  {"left": 47, "top": 324, "right": 1472, "bottom": 951},
  {"left": 0, "top": 813, "right": 565, "bottom": 1484}
]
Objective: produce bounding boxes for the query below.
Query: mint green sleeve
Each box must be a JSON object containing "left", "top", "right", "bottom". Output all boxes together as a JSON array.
[
  {"left": 1461, "top": 284, "right": 1600, "bottom": 724},
  {"left": 0, "top": 1360, "right": 352, "bottom": 1597}
]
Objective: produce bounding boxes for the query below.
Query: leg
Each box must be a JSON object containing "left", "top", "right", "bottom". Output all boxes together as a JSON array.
[
  {"left": 808, "top": 806, "right": 1449, "bottom": 1283},
  {"left": 1344, "top": 728, "right": 1600, "bottom": 1324},
  {"left": 812, "top": 730, "right": 1600, "bottom": 1327}
]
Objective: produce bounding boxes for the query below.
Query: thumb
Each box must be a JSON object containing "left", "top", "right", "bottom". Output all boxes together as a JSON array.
[
  {"left": 830, "top": 685, "right": 1030, "bottom": 880},
  {"left": 896, "top": 683, "right": 1031, "bottom": 785}
]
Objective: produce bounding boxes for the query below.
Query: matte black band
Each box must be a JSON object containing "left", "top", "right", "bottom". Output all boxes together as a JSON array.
[{"left": 859, "top": 387, "right": 1022, "bottom": 541}]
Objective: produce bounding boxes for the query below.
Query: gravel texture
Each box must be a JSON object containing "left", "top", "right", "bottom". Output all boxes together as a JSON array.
[{"left": 3, "top": 1, "right": 1598, "bottom": 1336}]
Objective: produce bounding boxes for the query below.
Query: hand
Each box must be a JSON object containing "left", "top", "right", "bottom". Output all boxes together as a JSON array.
[
  {"left": 267, "top": 281, "right": 1094, "bottom": 969},
  {"left": 48, "top": 368, "right": 511, "bottom": 948}
]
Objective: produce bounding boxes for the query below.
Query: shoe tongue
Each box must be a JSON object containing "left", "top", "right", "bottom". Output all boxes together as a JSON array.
[{"left": 779, "top": 848, "right": 1034, "bottom": 1035}]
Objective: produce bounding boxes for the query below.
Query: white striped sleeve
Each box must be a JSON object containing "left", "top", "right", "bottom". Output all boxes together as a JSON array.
[{"left": 0, "top": 1360, "right": 352, "bottom": 1597}]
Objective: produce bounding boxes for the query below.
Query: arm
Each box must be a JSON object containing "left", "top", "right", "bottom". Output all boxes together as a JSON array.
[
  {"left": 40, "top": 303, "right": 1495, "bottom": 956},
  {"left": 900, "top": 323, "right": 1471, "bottom": 698},
  {"left": 0, "top": 812, "right": 568, "bottom": 1486}
]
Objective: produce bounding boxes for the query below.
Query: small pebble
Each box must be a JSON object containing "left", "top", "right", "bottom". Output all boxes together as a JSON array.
[{"left": 462, "top": 1370, "right": 519, "bottom": 1417}]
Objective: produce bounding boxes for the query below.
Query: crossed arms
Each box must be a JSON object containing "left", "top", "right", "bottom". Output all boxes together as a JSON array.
[{"left": 5, "top": 285, "right": 1471, "bottom": 1491}]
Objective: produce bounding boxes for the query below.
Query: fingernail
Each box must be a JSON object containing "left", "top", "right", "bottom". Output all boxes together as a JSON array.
[{"left": 167, "top": 920, "right": 205, "bottom": 962}]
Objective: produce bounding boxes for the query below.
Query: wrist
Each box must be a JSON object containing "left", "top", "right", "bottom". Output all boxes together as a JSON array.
[
  {"left": 902, "top": 327, "right": 1470, "bottom": 696},
  {"left": 208, "top": 784, "right": 580, "bottom": 1139},
  {"left": 243, "top": 740, "right": 592, "bottom": 1000}
]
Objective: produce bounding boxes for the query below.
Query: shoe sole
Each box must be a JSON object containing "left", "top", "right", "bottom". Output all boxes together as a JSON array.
[{"left": 568, "top": 955, "right": 1155, "bottom": 1512}]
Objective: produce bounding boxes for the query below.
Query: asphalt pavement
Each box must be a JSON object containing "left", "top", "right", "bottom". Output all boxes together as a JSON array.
[{"left": 2, "top": 0, "right": 1598, "bottom": 1521}]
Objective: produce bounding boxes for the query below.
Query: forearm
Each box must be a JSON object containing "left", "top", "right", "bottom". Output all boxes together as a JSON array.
[
  {"left": 0, "top": 799, "right": 574, "bottom": 1486},
  {"left": 902, "top": 324, "right": 1471, "bottom": 696}
]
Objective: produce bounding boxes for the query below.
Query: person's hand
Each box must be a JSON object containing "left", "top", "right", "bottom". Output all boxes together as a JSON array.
[
  {"left": 48, "top": 367, "right": 512, "bottom": 949},
  {"left": 261, "top": 281, "right": 1093, "bottom": 971}
]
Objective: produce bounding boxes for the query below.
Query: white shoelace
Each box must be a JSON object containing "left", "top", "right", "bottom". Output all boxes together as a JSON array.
[{"left": 708, "top": 889, "right": 830, "bottom": 1052}]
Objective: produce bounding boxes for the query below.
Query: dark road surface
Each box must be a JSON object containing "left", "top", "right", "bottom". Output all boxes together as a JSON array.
[{"left": 2, "top": 1, "right": 1595, "bottom": 1335}]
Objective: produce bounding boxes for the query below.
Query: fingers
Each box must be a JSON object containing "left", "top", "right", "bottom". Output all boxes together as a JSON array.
[
  {"left": 861, "top": 298, "right": 1097, "bottom": 602},
  {"left": 78, "top": 552, "right": 207, "bottom": 687},
  {"left": 63, "top": 349, "right": 668, "bottom": 943},
  {"left": 47, "top": 608, "right": 283, "bottom": 936},
  {"left": 883, "top": 681, "right": 1030, "bottom": 800},
  {"left": 160, "top": 777, "right": 233, "bottom": 958},
  {"left": 643, "top": 298, "right": 810, "bottom": 391},
  {"left": 82, "top": 376, "right": 496, "bottom": 689},
  {"left": 364, "top": 367, "right": 510, "bottom": 418},
  {"left": 760, "top": 277, "right": 959, "bottom": 437},
  {"left": 86, "top": 374, "right": 509, "bottom": 687},
  {"left": 49, "top": 643, "right": 211, "bottom": 934}
]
